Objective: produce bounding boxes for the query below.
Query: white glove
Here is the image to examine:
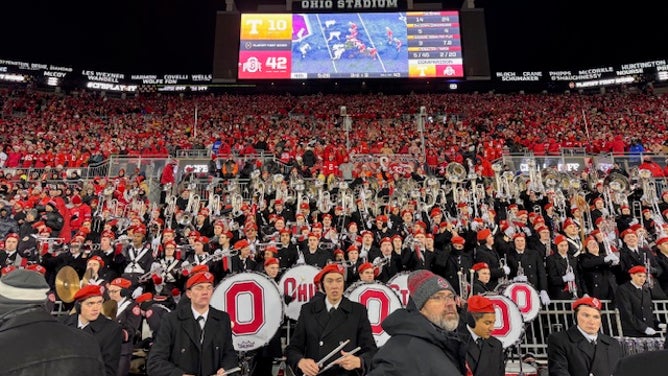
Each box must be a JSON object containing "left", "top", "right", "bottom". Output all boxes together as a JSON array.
[
  {"left": 132, "top": 286, "right": 144, "bottom": 299},
  {"left": 645, "top": 327, "right": 657, "bottom": 336},
  {"left": 149, "top": 262, "right": 162, "bottom": 273},
  {"left": 213, "top": 249, "right": 223, "bottom": 257},
  {"left": 562, "top": 272, "right": 575, "bottom": 282},
  {"left": 503, "top": 265, "right": 511, "bottom": 275},
  {"left": 513, "top": 275, "right": 528, "bottom": 283},
  {"left": 540, "top": 290, "right": 551, "bottom": 306},
  {"left": 523, "top": 227, "right": 532, "bottom": 236}
]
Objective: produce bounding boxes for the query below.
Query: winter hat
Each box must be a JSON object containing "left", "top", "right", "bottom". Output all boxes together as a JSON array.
[
  {"left": 407, "top": 270, "right": 455, "bottom": 309},
  {"left": 0, "top": 269, "right": 50, "bottom": 306}
]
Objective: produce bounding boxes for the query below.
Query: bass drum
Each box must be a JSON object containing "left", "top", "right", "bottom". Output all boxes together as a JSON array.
[
  {"left": 278, "top": 264, "right": 320, "bottom": 321},
  {"left": 484, "top": 294, "right": 525, "bottom": 349},
  {"left": 497, "top": 282, "right": 540, "bottom": 323},
  {"left": 387, "top": 271, "right": 411, "bottom": 307},
  {"left": 345, "top": 281, "right": 403, "bottom": 346},
  {"left": 211, "top": 272, "right": 283, "bottom": 351}
]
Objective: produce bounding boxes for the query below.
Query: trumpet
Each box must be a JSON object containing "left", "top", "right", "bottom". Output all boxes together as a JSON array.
[
  {"left": 164, "top": 195, "right": 177, "bottom": 229},
  {"left": 499, "top": 256, "right": 509, "bottom": 284},
  {"left": 644, "top": 253, "right": 655, "bottom": 288},
  {"left": 457, "top": 268, "right": 471, "bottom": 299}
]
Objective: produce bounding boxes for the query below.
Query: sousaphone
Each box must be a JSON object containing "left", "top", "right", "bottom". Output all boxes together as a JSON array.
[{"left": 55, "top": 266, "right": 80, "bottom": 303}]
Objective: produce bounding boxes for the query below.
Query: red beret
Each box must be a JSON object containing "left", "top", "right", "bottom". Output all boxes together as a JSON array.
[
  {"left": 300, "top": 202, "right": 310, "bottom": 209},
  {"left": 554, "top": 234, "right": 567, "bottom": 245},
  {"left": 477, "top": 229, "right": 492, "bottom": 241},
  {"left": 32, "top": 221, "right": 46, "bottom": 229},
  {"left": 5, "top": 233, "right": 19, "bottom": 241},
  {"left": 380, "top": 237, "right": 392, "bottom": 245},
  {"left": 195, "top": 236, "right": 209, "bottom": 244},
  {"left": 376, "top": 215, "right": 388, "bottom": 222},
  {"left": 279, "top": 228, "right": 291, "bottom": 235},
  {"left": 620, "top": 229, "right": 636, "bottom": 239},
  {"left": 274, "top": 198, "right": 284, "bottom": 205},
  {"left": 456, "top": 202, "right": 468, "bottom": 208},
  {"left": 110, "top": 277, "right": 132, "bottom": 289},
  {"left": 628, "top": 265, "right": 647, "bottom": 275},
  {"left": 451, "top": 236, "right": 465, "bottom": 245},
  {"left": 312, "top": 223, "right": 323, "bottom": 229},
  {"left": 135, "top": 292, "right": 153, "bottom": 304},
  {"left": 186, "top": 271, "right": 215, "bottom": 289},
  {"left": 563, "top": 218, "right": 576, "bottom": 229},
  {"left": 133, "top": 225, "right": 147, "bottom": 235},
  {"left": 101, "top": 230, "right": 115, "bottom": 239},
  {"left": 426, "top": 233, "right": 434, "bottom": 240},
  {"left": 73, "top": 284, "right": 103, "bottom": 302},
  {"left": 472, "top": 262, "right": 489, "bottom": 272},
  {"left": 346, "top": 245, "right": 359, "bottom": 253},
  {"left": 333, "top": 249, "right": 344, "bottom": 257},
  {"left": 572, "top": 296, "right": 602, "bottom": 311},
  {"left": 264, "top": 257, "right": 279, "bottom": 267},
  {"left": 535, "top": 225, "right": 549, "bottom": 233},
  {"left": 313, "top": 264, "right": 345, "bottom": 285},
  {"left": 430, "top": 207, "right": 442, "bottom": 218},
  {"left": 657, "top": 237, "right": 668, "bottom": 247},
  {"left": 413, "top": 227, "right": 426, "bottom": 235},
  {"left": 467, "top": 295, "right": 495, "bottom": 314},
  {"left": 358, "top": 262, "right": 379, "bottom": 277},
  {"left": 513, "top": 232, "right": 526, "bottom": 239},
  {"left": 392, "top": 234, "right": 402, "bottom": 242},
  {"left": 213, "top": 220, "right": 225, "bottom": 228},
  {"left": 87, "top": 255, "right": 105, "bottom": 268},
  {"left": 26, "top": 264, "right": 46, "bottom": 275},
  {"left": 163, "top": 228, "right": 176, "bottom": 235},
  {"left": 190, "top": 265, "right": 209, "bottom": 275},
  {"left": 233, "top": 239, "right": 250, "bottom": 250},
  {"left": 360, "top": 230, "right": 373, "bottom": 237},
  {"left": 163, "top": 240, "right": 177, "bottom": 249}
]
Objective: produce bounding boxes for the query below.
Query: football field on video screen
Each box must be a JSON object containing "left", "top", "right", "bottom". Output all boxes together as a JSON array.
[{"left": 291, "top": 13, "right": 408, "bottom": 76}]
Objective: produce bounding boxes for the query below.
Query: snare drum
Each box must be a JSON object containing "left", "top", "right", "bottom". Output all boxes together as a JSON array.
[
  {"left": 278, "top": 264, "right": 320, "bottom": 320},
  {"left": 345, "top": 281, "right": 403, "bottom": 346},
  {"left": 484, "top": 294, "right": 525, "bottom": 349},
  {"left": 505, "top": 361, "right": 538, "bottom": 376},
  {"left": 498, "top": 282, "right": 540, "bottom": 322},
  {"left": 211, "top": 272, "right": 283, "bottom": 351},
  {"left": 617, "top": 336, "right": 666, "bottom": 356},
  {"left": 387, "top": 271, "right": 411, "bottom": 307}
]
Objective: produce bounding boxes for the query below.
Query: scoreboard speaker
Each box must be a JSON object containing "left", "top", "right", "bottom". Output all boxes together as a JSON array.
[
  {"left": 460, "top": 8, "right": 491, "bottom": 80},
  {"left": 213, "top": 11, "right": 241, "bottom": 82}
]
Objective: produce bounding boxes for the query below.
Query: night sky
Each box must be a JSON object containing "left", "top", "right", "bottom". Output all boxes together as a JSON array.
[{"left": 1, "top": 0, "right": 665, "bottom": 75}]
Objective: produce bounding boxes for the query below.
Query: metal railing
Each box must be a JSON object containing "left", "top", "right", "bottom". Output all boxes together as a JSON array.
[{"left": 520, "top": 300, "right": 668, "bottom": 360}]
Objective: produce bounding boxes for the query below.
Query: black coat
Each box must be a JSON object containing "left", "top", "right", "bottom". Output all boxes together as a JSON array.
[
  {"left": 115, "top": 298, "right": 143, "bottom": 354},
  {"left": 147, "top": 304, "right": 238, "bottom": 376},
  {"left": 367, "top": 309, "right": 464, "bottom": 376},
  {"left": 461, "top": 329, "right": 504, "bottom": 376},
  {"left": 1, "top": 306, "right": 105, "bottom": 376},
  {"left": 474, "top": 245, "right": 505, "bottom": 288},
  {"left": 547, "top": 326, "right": 622, "bottom": 376},
  {"left": 506, "top": 248, "right": 548, "bottom": 292},
  {"left": 63, "top": 312, "right": 123, "bottom": 376},
  {"left": 545, "top": 253, "right": 583, "bottom": 300},
  {"left": 578, "top": 252, "right": 617, "bottom": 300},
  {"left": 614, "top": 282, "right": 657, "bottom": 337},
  {"left": 614, "top": 349, "right": 668, "bottom": 375},
  {"left": 285, "top": 296, "right": 377, "bottom": 376}
]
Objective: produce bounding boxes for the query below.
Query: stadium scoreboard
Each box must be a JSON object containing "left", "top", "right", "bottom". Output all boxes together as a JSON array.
[{"left": 237, "top": 12, "right": 464, "bottom": 80}]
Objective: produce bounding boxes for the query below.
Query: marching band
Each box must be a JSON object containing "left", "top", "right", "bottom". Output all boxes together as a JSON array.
[{"left": 3, "top": 156, "right": 668, "bottom": 375}]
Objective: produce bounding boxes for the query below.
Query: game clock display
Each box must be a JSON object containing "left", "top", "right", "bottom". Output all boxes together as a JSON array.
[{"left": 238, "top": 11, "right": 464, "bottom": 79}]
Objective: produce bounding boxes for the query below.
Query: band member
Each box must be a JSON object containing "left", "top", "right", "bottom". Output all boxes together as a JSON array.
[
  {"left": 615, "top": 265, "right": 665, "bottom": 337},
  {"left": 579, "top": 235, "right": 618, "bottom": 300},
  {"left": 562, "top": 218, "right": 583, "bottom": 256},
  {"left": 185, "top": 236, "right": 212, "bottom": 267},
  {"left": 0, "top": 233, "right": 26, "bottom": 267},
  {"left": 506, "top": 233, "right": 550, "bottom": 305},
  {"left": 471, "top": 262, "right": 493, "bottom": 294},
  {"left": 474, "top": 228, "right": 508, "bottom": 288},
  {"left": 374, "top": 237, "right": 402, "bottom": 283},
  {"left": 443, "top": 235, "right": 474, "bottom": 296},
  {"left": 0, "top": 269, "right": 106, "bottom": 375},
  {"left": 547, "top": 296, "right": 622, "bottom": 376},
  {"left": 368, "top": 270, "right": 465, "bottom": 375},
  {"left": 358, "top": 262, "right": 378, "bottom": 283},
  {"left": 655, "top": 236, "right": 668, "bottom": 296},
  {"left": 345, "top": 245, "right": 363, "bottom": 284},
  {"left": 147, "top": 270, "right": 238, "bottom": 376},
  {"left": 285, "top": 264, "right": 377, "bottom": 376},
  {"left": 231, "top": 239, "right": 257, "bottom": 272},
  {"left": 277, "top": 228, "right": 299, "bottom": 269},
  {"left": 546, "top": 235, "right": 583, "bottom": 299},
  {"left": 108, "top": 277, "right": 142, "bottom": 376},
  {"left": 63, "top": 284, "right": 123, "bottom": 376},
  {"left": 122, "top": 225, "right": 154, "bottom": 282},
  {"left": 91, "top": 230, "right": 123, "bottom": 281},
  {"left": 83, "top": 255, "right": 108, "bottom": 286},
  {"left": 619, "top": 228, "right": 661, "bottom": 285},
  {"left": 302, "top": 232, "right": 330, "bottom": 268},
  {"left": 462, "top": 295, "right": 504, "bottom": 376}
]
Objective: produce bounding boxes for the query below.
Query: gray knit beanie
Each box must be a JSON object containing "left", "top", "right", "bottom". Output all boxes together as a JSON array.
[{"left": 407, "top": 269, "right": 455, "bottom": 309}]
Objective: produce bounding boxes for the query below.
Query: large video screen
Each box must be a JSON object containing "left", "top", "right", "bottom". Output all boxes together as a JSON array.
[{"left": 238, "top": 12, "right": 464, "bottom": 79}]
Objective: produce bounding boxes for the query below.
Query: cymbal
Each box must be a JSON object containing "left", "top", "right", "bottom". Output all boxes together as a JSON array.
[
  {"left": 102, "top": 300, "right": 118, "bottom": 320},
  {"left": 55, "top": 266, "right": 80, "bottom": 303}
]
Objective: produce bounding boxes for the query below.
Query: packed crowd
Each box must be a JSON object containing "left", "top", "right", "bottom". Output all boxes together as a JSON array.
[
  {"left": 2, "top": 88, "right": 668, "bottom": 175},
  {"left": 2, "top": 86, "right": 668, "bottom": 375}
]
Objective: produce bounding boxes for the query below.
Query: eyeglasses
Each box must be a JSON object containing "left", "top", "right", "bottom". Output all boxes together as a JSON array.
[{"left": 429, "top": 294, "right": 456, "bottom": 303}]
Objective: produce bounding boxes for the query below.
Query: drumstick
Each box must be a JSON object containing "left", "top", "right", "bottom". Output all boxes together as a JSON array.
[
  {"left": 317, "top": 339, "right": 350, "bottom": 367},
  {"left": 209, "top": 367, "right": 241, "bottom": 376},
  {"left": 317, "top": 347, "right": 361, "bottom": 374}
]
